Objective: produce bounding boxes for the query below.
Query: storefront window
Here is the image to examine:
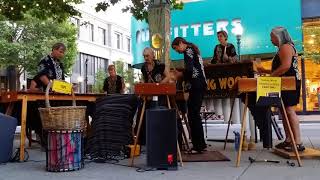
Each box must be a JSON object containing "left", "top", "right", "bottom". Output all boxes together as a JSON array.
[{"left": 303, "top": 21, "right": 320, "bottom": 112}]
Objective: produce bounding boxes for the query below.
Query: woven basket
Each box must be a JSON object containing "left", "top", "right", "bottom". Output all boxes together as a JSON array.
[{"left": 38, "top": 81, "right": 87, "bottom": 130}]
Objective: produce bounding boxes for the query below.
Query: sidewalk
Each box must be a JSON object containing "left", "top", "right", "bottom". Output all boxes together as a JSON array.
[{"left": 1, "top": 136, "right": 320, "bottom": 180}]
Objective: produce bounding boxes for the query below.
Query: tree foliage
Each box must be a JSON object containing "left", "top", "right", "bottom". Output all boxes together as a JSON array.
[
  {"left": 0, "top": 0, "right": 82, "bottom": 22},
  {"left": 115, "top": 60, "right": 134, "bottom": 93},
  {"left": 0, "top": 14, "right": 78, "bottom": 78},
  {"left": 93, "top": 69, "right": 107, "bottom": 93},
  {"left": 0, "top": 0, "right": 184, "bottom": 22},
  {"left": 96, "top": 0, "right": 183, "bottom": 22}
]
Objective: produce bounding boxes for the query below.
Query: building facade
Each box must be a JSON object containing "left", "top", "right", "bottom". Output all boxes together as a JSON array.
[
  {"left": 131, "top": 0, "right": 320, "bottom": 115},
  {"left": 70, "top": 0, "right": 132, "bottom": 93}
]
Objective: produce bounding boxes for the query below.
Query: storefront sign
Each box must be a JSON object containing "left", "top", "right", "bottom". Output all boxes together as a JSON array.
[{"left": 132, "top": 0, "right": 302, "bottom": 66}]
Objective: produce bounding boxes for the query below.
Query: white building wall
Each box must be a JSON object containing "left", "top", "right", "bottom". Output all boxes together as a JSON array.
[{"left": 70, "top": 0, "right": 133, "bottom": 92}]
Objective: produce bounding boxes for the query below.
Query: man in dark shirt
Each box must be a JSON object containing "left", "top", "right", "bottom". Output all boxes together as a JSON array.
[
  {"left": 29, "top": 42, "right": 66, "bottom": 91},
  {"left": 136, "top": 47, "right": 171, "bottom": 145},
  {"left": 103, "top": 65, "right": 125, "bottom": 94},
  {"left": 141, "top": 47, "right": 170, "bottom": 83}
]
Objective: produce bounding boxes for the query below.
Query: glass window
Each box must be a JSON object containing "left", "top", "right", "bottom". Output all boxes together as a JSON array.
[
  {"left": 115, "top": 32, "right": 121, "bottom": 49},
  {"left": 98, "top": 27, "right": 106, "bottom": 45},
  {"left": 88, "top": 23, "right": 94, "bottom": 42},
  {"left": 127, "top": 37, "right": 131, "bottom": 52},
  {"left": 70, "top": 17, "right": 80, "bottom": 38},
  {"left": 303, "top": 21, "right": 320, "bottom": 111}
]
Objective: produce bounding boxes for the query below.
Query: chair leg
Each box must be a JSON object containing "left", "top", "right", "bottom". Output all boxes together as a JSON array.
[
  {"left": 236, "top": 93, "right": 248, "bottom": 167},
  {"left": 280, "top": 99, "right": 302, "bottom": 167}
]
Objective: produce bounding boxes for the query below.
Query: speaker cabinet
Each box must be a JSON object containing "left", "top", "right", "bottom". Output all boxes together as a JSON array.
[{"left": 146, "top": 108, "right": 177, "bottom": 170}]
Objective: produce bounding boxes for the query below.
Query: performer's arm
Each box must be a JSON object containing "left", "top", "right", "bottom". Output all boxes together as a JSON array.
[
  {"left": 211, "top": 46, "right": 218, "bottom": 64},
  {"left": 39, "top": 75, "right": 50, "bottom": 86},
  {"left": 160, "top": 67, "right": 171, "bottom": 83},
  {"left": 120, "top": 77, "right": 125, "bottom": 94},
  {"left": 227, "top": 44, "right": 239, "bottom": 63},
  {"left": 103, "top": 78, "right": 108, "bottom": 94},
  {"left": 183, "top": 47, "right": 195, "bottom": 81}
]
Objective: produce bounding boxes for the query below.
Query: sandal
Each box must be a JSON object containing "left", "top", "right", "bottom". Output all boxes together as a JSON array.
[
  {"left": 284, "top": 144, "right": 305, "bottom": 152},
  {"left": 275, "top": 141, "right": 291, "bottom": 149}
]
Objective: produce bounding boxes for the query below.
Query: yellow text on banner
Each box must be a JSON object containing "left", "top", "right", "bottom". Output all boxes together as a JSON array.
[
  {"left": 257, "top": 77, "right": 281, "bottom": 102},
  {"left": 52, "top": 80, "right": 72, "bottom": 94}
]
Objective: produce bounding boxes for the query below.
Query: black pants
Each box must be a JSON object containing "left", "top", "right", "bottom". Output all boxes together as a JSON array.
[
  {"left": 188, "top": 89, "right": 206, "bottom": 151},
  {"left": 244, "top": 93, "right": 273, "bottom": 148}
]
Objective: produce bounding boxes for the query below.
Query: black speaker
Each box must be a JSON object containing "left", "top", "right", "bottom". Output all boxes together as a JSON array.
[{"left": 146, "top": 108, "right": 177, "bottom": 170}]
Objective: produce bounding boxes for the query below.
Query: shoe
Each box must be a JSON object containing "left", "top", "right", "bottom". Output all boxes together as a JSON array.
[
  {"left": 275, "top": 141, "right": 291, "bottom": 149},
  {"left": 284, "top": 144, "right": 305, "bottom": 152},
  {"left": 187, "top": 149, "right": 203, "bottom": 154}
]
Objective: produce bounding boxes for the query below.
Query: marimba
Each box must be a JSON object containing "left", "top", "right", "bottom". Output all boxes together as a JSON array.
[
  {"left": 131, "top": 83, "right": 183, "bottom": 166},
  {"left": 226, "top": 76, "right": 302, "bottom": 167},
  {"left": 0, "top": 91, "right": 104, "bottom": 161}
]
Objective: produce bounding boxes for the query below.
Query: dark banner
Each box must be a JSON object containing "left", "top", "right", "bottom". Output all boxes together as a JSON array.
[{"left": 204, "top": 61, "right": 254, "bottom": 98}]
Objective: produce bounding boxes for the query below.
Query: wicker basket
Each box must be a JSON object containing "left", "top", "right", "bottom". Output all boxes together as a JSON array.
[{"left": 38, "top": 81, "right": 87, "bottom": 130}]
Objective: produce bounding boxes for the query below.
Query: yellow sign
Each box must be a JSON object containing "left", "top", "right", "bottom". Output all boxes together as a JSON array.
[
  {"left": 52, "top": 80, "right": 72, "bottom": 94},
  {"left": 151, "top": 33, "right": 163, "bottom": 49},
  {"left": 257, "top": 77, "right": 281, "bottom": 101}
]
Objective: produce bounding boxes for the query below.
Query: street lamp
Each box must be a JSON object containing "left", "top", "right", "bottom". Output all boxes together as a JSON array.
[
  {"left": 77, "top": 76, "right": 83, "bottom": 83},
  {"left": 233, "top": 26, "right": 244, "bottom": 62}
]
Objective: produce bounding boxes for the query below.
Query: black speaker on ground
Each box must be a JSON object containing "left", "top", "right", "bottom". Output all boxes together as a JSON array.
[{"left": 146, "top": 108, "right": 177, "bottom": 170}]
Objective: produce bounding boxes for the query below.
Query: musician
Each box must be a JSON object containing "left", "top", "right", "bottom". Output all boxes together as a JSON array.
[
  {"left": 27, "top": 43, "right": 66, "bottom": 147},
  {"left": 211, "top": 30, "right": 238, "bottom": 64},
  {"left": 256, "top": 27, "right": 304, "bottom": 151},
  {"left": 141, "top": 47, "right": 170, "bottom": 83},
  {"left": 29, "top": 43, "right": 66, "bottom": 91},
  {"left": 136, "top": 47, "right": 171, "bottom": 145},
  {"left": 103, "top": 65, "right": 125, "bottom": 94},
  {"left": 172, "top": 37, "right": 207, "bottom": 153}
]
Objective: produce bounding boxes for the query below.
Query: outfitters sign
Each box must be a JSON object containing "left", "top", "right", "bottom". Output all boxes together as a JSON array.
[{"left": 131, "top": 0, "right": 302, "bottom": 66}]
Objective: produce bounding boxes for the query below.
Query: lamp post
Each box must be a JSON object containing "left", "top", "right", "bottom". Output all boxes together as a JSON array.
[{"left": 234, "top": 26, "right": 244, "bottom": 62}]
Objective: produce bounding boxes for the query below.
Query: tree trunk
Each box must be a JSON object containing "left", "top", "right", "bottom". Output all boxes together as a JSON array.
[{"left": 148, "top": 4, "right": 171, "bottom": 69}]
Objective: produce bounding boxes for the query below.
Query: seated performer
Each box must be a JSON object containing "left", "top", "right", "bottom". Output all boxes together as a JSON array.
[
  {"left": 172, "top": 37, "right": 207, "bottom": 153},
  {"left": 211, "top": 30, "right": 238, "bottom": 64},
  {"left": 103, "top": 64, "right": 125, "bottom": 94}
]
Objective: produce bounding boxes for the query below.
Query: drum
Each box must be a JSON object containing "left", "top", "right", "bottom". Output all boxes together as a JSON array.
[{"left": 46, "top": 130, "right": 83, "bottom": 172}]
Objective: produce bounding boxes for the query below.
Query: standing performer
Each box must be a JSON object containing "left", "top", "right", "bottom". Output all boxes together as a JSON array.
[
  {"left": 256, "top": 27, "right": 304, "bottom": 151},
  {"left": 172, "top": 37, "right": 207, "bottom": 153},
  {"left": 211, "top": 30, "right": 238, "bottom": 64},
  {"left": 136, "top": 47, "right": 170, "bottom": 145}
]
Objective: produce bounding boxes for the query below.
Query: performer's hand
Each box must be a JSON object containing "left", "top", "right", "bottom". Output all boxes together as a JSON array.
[
  {"left": 223, "top": 54, "right": 229, "bottom": 61},
  {"left": 173, "top": 70, "right": 183, "bottom": 80}
]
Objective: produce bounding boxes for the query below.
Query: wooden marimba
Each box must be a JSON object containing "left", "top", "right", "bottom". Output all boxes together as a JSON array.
[
  {"left": 226, "top": 76, "right": 302, "bottom": 167},
  {"left": 0, "top": 91, "right": 104, "bottom": 161}
]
